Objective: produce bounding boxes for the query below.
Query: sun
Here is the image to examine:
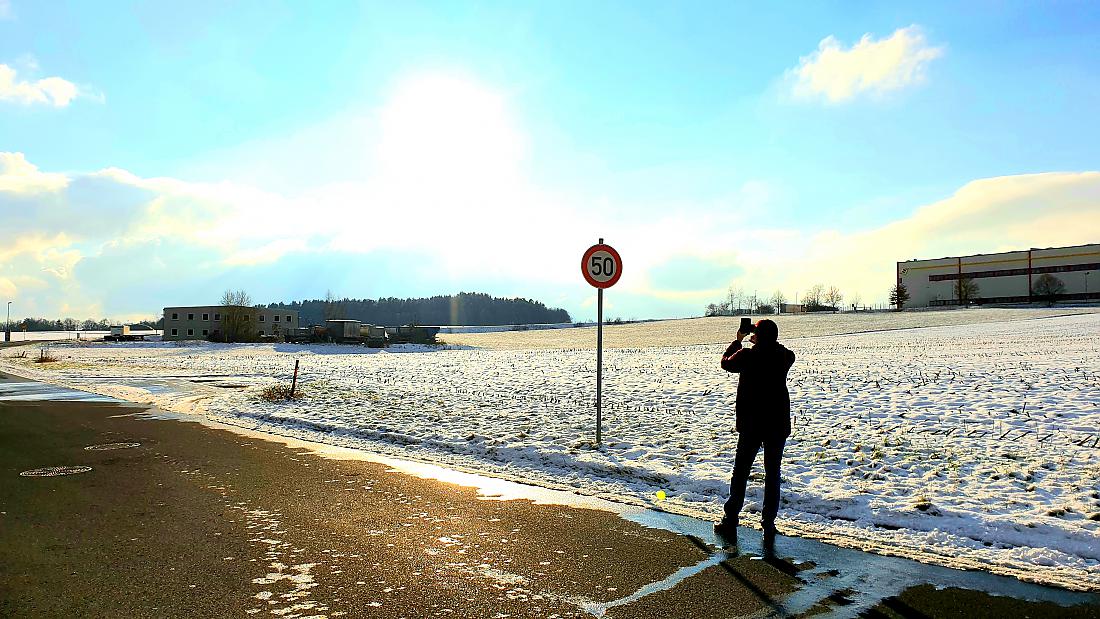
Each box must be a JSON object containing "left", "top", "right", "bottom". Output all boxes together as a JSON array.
[{"left": 374, "top": 74, "right": 527, "bottom": 189}]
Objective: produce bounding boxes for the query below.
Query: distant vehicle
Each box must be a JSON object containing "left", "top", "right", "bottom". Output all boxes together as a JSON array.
[
  {"left": 284, "top": 322, "right": 391, "bottom": 348},
  {"left": 361, "top": 324, "right": 389, "bottom": 348},
  {"left": 103, "top": 325, "right": 146, "bottom": 342},
  {"left": 386, "top": 325, "right": 440, "bottom": 345},
  {"left": 284, "top": 327, "right": 314, "bottom": 343},
  {"left": 325, "top": 320, "right": 362, "bottom": 342}
]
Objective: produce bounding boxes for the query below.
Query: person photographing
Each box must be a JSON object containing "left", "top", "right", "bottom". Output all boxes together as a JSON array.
[{"left": 714, "top": 318, "right": 796, "bottom": 547}]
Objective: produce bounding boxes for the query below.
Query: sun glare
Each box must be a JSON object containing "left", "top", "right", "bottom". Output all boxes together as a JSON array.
[{"left": 375, "top": 75, "right": 526, "bottom": 190}]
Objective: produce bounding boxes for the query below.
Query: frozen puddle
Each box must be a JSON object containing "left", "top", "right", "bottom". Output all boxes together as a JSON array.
[{"left": 0, "top": 374, "right": 120, "bottom": 403}]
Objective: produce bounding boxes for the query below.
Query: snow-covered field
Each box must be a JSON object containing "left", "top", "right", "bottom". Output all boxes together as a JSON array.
[
  {"left": 2, "top": 310, "right": 1099, "bottom": 591},
  {"left": 441, "top": 307, "right": 1100, "bottom": 349}
]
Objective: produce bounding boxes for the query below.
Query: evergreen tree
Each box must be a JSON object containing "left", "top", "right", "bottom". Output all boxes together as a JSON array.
[{"left": 889, "top": 283, "right": 910, "bottom": 310}]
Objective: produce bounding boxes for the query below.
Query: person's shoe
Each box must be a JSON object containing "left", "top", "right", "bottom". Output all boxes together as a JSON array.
[{"left": 713, "top": 520, "right": 738, "bottom": 545}]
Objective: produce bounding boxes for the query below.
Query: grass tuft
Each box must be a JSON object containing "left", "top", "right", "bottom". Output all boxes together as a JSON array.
[{"left": 258, "top": 384, "right": 302, "bottom": 402}]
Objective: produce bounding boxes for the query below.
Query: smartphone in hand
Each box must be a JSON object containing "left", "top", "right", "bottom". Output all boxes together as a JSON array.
[{"left": 739, "top": 317, "right": 754, "bottom": 335}]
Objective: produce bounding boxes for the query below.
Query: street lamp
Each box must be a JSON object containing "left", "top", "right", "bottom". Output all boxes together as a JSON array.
[{"left": 5, "top": 301, "right": 10, "bottom": 343}]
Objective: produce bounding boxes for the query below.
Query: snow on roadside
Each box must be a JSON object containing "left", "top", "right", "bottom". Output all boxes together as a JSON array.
[{"left": 3, "top": 312, "right": 1099, "bottom": 591}]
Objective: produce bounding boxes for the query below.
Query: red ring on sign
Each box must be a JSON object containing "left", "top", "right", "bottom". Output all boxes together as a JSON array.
[{"left": 582, "top": 243, "right": 623, "bottom": 289}]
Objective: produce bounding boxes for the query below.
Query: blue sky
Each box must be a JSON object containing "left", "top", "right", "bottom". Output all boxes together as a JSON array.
[{"left": 2, "top": 1, "right": 1098, "bottom": 322}]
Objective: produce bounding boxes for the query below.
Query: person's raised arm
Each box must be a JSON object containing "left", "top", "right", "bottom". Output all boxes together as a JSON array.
[{"left": 721, "top": 331, "right": 749, "bottom": 373}]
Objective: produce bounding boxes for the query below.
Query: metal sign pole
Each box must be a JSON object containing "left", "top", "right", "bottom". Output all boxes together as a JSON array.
[{"left": 596, "top": 285, "right": 603, "bottom": 445}]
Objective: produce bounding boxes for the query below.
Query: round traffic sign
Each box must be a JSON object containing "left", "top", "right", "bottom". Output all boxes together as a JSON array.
[{"left": 582, "top": 243, "right": 622, "bottom": 288}]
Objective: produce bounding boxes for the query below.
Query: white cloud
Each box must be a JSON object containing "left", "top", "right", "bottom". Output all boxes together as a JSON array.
[
  {"left": 0, "top": 0, "right": 13, "bottom": 20},
  {"left": 787, "top": 25, "right": 944, "bottom": 103},
  {"left": 0, "top": 63, "right": 83, "bottom": 107},
  {"left": 0, "top": 152, "right": 68, "bottom": 192},
  {"left": 224, "top": 239, "right": 309, "bottom": 266}
]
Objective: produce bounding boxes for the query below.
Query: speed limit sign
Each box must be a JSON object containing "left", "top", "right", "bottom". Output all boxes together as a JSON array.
[
  {"left": 582, "top": 238, "right": 621, "bottom": 446},
  {"left": 582, "top": 242, "right": 622, "bottom": 289}
]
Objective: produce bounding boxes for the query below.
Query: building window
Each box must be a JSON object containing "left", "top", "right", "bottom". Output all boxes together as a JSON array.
[
  {"left": 202, "top": 313, "right": 209, "bottom": 321},
  {"left": 188, "top": 313, "right": 194, "bottom": 320},
  {"left": 214, "top": 313, "right": 221, "bottom": 321},
  {"left": 171, "top": 328, "right": 178, "bottom": 336},
  {"left": 259, "top": 315, "right": 265, "bottom": 322},
  {"left": 202, "top": 329, "right": 208, "bottom": 336},
  {"left": 244, "top": 315, "right": 250, "bottom": 321},
  {"left": 274, "top": 315, "right": 280, "bottom": 322},
  {"left": 287, "top": 315, "right": 292, "bottom": 323},
  {"left": 187, "top": 329, "right": 194, "bottom": 336},
  {"left": 259, "top": 329, "right": 265, "bottom": 335},
  {"left": 171, "top": 313, "right": 178, "bottom": 320}
]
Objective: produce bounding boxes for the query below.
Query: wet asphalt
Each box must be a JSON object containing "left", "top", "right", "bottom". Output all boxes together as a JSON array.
[{"left": 0, "top": 370, "right": 1098, "bottom": 618}]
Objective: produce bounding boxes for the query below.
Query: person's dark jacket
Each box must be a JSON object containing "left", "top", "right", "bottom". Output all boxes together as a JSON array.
[{"left": 721, "top": 340, "right": 796, "bottom": 438}]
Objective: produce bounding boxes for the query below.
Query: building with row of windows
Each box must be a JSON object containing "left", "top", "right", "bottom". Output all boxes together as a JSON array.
[
  {"left": 897, "top": 243, "right": 1099, "bottom": 308},
  {"left": 162, "top": 306, "right": 299, "bottom": 341}
]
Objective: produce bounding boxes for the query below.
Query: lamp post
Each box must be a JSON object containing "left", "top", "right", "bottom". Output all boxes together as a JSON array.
[{"left": 5, "top": 301, "right": 10, "bottom": 343}]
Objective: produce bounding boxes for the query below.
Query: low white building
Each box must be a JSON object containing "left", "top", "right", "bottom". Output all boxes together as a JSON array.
[{"left": 897, "top": 243, "right": 1099, "bottom": 307}]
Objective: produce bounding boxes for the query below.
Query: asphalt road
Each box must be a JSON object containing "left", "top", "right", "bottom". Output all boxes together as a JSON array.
[{"left": 1, "top": 371, "right": 1097, "bottom": 618}]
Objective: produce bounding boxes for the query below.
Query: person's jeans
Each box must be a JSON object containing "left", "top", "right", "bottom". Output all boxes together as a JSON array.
[{"left": 722, "top": 433, "right": 786, "bottom": 527}]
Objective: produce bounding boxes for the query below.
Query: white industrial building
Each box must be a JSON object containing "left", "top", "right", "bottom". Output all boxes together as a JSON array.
[{"left": 897, "top": 243, "right": 1099, "bottom": 308}]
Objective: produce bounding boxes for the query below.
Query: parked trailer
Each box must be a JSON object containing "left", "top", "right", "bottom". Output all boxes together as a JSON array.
[
  {"left": 103, "top": 325, "right": 146, "bottom": 342},
  {"left": 385, "top": 325, "right": 440, "bottom": 344},
  {"left": 325, "top": 320, "right": 362, "bottom": 342},
  {"left": 284, "top": 327, "right": 313, "bottom": 343},
  {"left": 285, "top": 322, "right": 422, "bottom": 347},
  {"left": 361, "top": 324, "right": 389, "bottom": 348}
]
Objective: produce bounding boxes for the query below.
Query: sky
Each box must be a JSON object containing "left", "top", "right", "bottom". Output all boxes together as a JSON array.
[{"left": 2, "top": 1, "right": 1099, "bottom": 323}]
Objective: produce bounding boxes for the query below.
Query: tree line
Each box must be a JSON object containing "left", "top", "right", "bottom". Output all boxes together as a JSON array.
[
  {"left": 6, "top": 317, "right": 162, "bottom": 332},
  {"left": 705, "top": 284, "right": 861, "bottom": 317},
  {"left": 268, "top": 291, "right": 572, "bottom": 327}
]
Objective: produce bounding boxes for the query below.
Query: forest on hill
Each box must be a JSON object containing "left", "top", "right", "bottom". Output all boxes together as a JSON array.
[{"left": 268, "top": 292, "right": 571, "bottom": 327}]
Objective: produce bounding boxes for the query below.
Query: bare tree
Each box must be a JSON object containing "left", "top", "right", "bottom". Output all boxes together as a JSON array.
[
  {"left": 705, "top": 303, "right": 719, "bottom": 317},
  {"left": 849, "top": 291, "right": 862, "bottom": 311},
  {"left": 221, "top": 289, "right": 253, "bottom": 342},
  {"left": 1032, "top": 274, "right": 1065, "bottom": 306},
  {"left": 747, "top": 292, "right": 760, "bottom": 314},
  {"left": 727, "top": 286, "right": 743, "bottom": 315},
  {"left": 323, "top": 289, "right": 346, "bottom": 321},
  {"left": 954, "top": 277, "right": 979, "bottom": 305},
  {"left": 770, "top": 290, "right": 786, "bottom": 313},
  {"left": 824, "top": 286, "right": 843, "bottom": 311},
  {"left": 62, "top": 318, "right": 77, "bottom": 332},
  {"left": 804, "top": 284, "right": 825, "bottom": 310}
]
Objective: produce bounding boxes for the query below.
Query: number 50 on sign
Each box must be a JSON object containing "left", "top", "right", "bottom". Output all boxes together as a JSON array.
[{"left": 582, "top": 243, "right": 622, "bottom": 289}]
